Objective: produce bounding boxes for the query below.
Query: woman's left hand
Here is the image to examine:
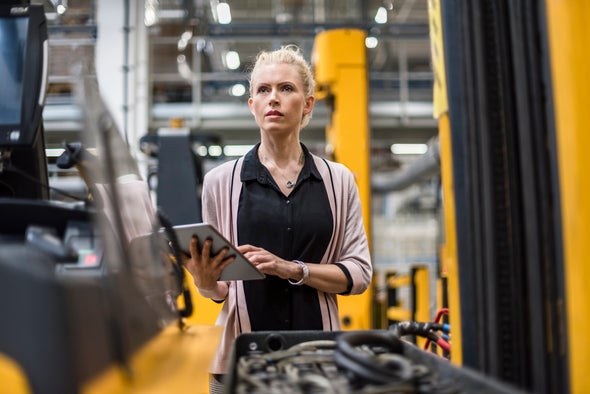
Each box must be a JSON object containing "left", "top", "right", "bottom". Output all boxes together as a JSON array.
[{"left": 237, "top": 244, "right": 299, "bottom": 280}]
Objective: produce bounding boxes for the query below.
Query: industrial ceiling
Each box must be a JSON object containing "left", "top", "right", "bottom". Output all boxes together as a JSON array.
[{"left": 36, "top": 0, "right": 436, "bottom": 160}]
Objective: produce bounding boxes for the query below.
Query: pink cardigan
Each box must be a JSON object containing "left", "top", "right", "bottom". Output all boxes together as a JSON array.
[{"left": 200, "top": 154, "right": 372, "bottom": 374}]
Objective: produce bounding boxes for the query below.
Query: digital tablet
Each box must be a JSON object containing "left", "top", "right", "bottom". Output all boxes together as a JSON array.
[{"left": 160, "top": 223, "right": 265, "bottom": 281}]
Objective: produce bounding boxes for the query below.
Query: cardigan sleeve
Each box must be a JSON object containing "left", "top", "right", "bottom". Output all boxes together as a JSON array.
[
  {"left": 328, "top": 162, "right": 373, "bottom": 295},
  {"left": 201, "top": 172, "right": 219, "bottom": 228},
  {"left": 201, "top": 159, "right": 237, "bottom": 230}
]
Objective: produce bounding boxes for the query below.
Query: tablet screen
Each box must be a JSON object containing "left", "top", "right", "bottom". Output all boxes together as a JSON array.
[{"left": 154, "top": 223, "right": 265, "bottom": 281}]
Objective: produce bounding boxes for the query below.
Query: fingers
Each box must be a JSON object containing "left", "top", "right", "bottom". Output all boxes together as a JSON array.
[
  {"left": 189, "top": 235, "right": 201, "bottom": 258},
  {"left": 218, "top": 253, "right": 237, "bottom": 271},
  {"left": 189, "top": 235, "right": 214, "bottom": 261},
  {"left": 237, "top": 244, "right": 261, "bottom": 254},
  {"left": 189, "top": 235, "right": 235, "bottom": 269}
]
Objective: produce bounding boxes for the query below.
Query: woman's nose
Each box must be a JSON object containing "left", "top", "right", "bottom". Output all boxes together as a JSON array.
[{"left": 268, "top": 89, "right": 279, "bottom": 105}]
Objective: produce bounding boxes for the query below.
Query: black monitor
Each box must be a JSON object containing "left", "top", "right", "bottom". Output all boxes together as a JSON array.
[{"left": 0, "top": 4, "right": 49, "bottom": 199}]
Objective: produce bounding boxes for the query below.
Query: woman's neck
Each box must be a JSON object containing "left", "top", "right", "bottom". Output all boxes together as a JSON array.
[{"left": 258, "top": 139, "right": 302, "bottom": 167}]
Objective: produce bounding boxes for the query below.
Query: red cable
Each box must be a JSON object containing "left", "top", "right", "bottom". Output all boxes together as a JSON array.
[
  {"left": 434, "top": 308, "right": 449, "bottom": 324},
  {"left": 435, "top": 337, "right": 451, "bottom": 352},
  {"left": 423, "top": 308, "right": 449, "bottom": 351}
]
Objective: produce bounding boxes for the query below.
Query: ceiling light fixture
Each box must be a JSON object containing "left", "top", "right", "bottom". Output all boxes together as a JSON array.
[
  {"left": 224, "top": 144, "right": 254, "bottom": 157},
  {"left": 177, "top": 30, "right": 193, "bottom": 51},
  {"left": 208, "top": 145, "right": 223, "bottom": 157},
  {"left": 217, "top": 2, "right": 232, "bottom": 24},
  {"left": 365, "top": 36, "right": 379, "bottom": 49},
  {"left": 391, "top": 143, "right": 428, "bottom": 155},
  {"left": 230, "top": 83, "right": 246, "bottom": 97},
  {"left": 375, "top": 6, "right": 387, "bottom": 24},
  {"left": 177, "top": 55, "right": 192, "bottom": 79},
  {"left": 224, "top": 51, "right": 240, "bottom": 70},
  {"left": 144, "top": 0, "right": 159, "bottom": 27}
]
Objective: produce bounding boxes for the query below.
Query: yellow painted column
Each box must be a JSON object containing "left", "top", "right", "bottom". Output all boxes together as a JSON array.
[
  {"left": 428, "top": 0, "right": 462, "bottom": 365},
  {"left": 312, "top": 29, "right": 372, "bottom": 330},
  {"left": 437, "top": 113, "right": 462, "bottom": 365},
  {"left": 544, "top": 1, "right": 590, "bottom": 392}
]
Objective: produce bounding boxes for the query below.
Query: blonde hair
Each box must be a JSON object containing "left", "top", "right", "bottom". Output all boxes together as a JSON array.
[{"left": 249, "top": 45, "right": 315, "bottom": 128}]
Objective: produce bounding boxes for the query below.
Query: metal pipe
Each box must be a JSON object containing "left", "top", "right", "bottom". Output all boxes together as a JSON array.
[{"left": 371, "top": 137, "right": 440, "bottom": 193}]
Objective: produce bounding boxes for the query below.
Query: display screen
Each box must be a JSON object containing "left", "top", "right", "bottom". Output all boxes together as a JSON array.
[{"left": 0, "top": 17, "right": 28, "bottom": 125}]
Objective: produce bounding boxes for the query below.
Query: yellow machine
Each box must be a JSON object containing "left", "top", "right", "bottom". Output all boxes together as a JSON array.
[
  {"left": 545, "top": 2, "right": 590, "bottom": 392},
  {"left": 433, "top": 0, "right": 590, "bottom": 392}
]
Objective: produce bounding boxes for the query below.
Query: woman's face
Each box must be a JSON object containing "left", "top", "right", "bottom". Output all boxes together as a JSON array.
[{"left": 248, "top": 62, "right": 314, "bottom": 135}]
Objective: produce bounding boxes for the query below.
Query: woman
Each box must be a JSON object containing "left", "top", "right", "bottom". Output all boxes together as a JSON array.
[{"left": 184, "top": 45, "right": 372, "bottom": 391}]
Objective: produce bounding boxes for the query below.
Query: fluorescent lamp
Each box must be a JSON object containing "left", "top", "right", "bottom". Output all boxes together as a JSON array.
[
  {"left": 230, "top": 83, "right": 246, "bottom": 97},
  {"left": 208, "top": 145, "right": 223, "bottom": 157},
  {"left": 224, "top": 144, "right": 254, "bottom": 156},
  {"left": 196, "top": 145, "right": 208, "bottom": 156},
  {"left": 391, "top": 143, "right": 428, "bottom": 155},
  {"left": 46, "top": 148, "right": 65, "bottom": 158},
  {"left": 225, "top": 51, "right": 240, "bottom": 70},
  {"left": 217, "top": 3, "right": 232, "bottom": 24},
  {"left": 365, "top": 36, "right": 378, "bottom": 49},
  {"left": 144, "top": 7, "right": 158, "bottom": 26},
  {"left": 375, "top": 6, "right": 387, "bottom": 24},
  {"left": 177, "top": 30, "right": 193, "bottom": 51},
  {"left": 158, "top": 9, "right": 188, "bottom": 19}
]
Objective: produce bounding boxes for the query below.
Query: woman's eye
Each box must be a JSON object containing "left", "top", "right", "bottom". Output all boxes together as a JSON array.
[
  {"left": 257, "top": 87, "right": 268, "bottom": 93},
  {"left": 282, "top": 85, "right": 293, "bottom": 92}
]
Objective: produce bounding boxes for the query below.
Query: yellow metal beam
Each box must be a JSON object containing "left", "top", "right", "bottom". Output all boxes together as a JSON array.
[
  {"left": 413, "top": 266, "right": 431, "bottom": 348},
  {"left": 545, "top": 1, "right": 590, "bottom": 392},
  {"left": 387, "top": 307, "right": 413, "bottom": 322},
  {"left": 438, "top": 113, "right": 461, "bottom": 365},
  {"left": 387, "top": 274, "right": 411, "bottom": 289},
  {"left": 312, "top": 29, "right": 372, "bottom": 330},
  {"left": 428, "top": 0, "right": 462, "bottom": 365},
  {"left": 412, "top": 266, "right": 431, "bottom": 323}
]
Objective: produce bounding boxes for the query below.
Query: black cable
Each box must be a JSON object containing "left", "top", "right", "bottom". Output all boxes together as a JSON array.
[
  {"left": 4, "top": 162, "right": 89, "bottom": 202},
  {"left": 334, "top": 331, "right": 413, "bottom": 384},
  {"left": 390, "top": 321, "right": 446, "bottom": 336},
  {"left": 157, "top": 209, "right": 193, "bottom": 320},
  {"left": 0, "top": 179, "right": 16, "bottom": 196},
  {"left": 389, "top": 321, "right": 451, "bottom": 355}
]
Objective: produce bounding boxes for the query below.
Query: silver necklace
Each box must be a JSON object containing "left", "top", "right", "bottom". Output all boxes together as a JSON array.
[{"left": 261, "top": 149, "right": 304, "bottom": 190}]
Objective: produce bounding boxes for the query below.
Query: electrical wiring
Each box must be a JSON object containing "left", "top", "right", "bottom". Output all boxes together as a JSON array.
[
  {"left": 4, "top": 161, "right": 88, "bottom": 202},
  {"left": 334, "top": 331, "right": 412, "bottom": 384},
  {"left": 423, "top": 308, "right": 450, "bottom": 352},
  {"left": 158, "top": 210, "right": 193, "bottom": 323},
  {"left": 388, "top": 320, "right": 451, "bottom": 357}
]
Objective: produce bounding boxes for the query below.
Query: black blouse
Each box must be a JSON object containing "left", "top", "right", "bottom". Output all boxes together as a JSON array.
[{"left": 237, "top": 143, "right": 333, "bottom": 331}]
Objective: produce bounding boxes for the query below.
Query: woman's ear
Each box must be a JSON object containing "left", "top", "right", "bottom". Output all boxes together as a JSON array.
[
  {"left": 303, "top": 95, "right": 315, "bottom": 115},
  {"left": 247, "top": 97, "right": 255, "bottom": 115}
]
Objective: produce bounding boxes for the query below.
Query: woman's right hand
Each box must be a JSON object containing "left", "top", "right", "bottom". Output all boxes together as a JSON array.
[{"left": 183, "top": 235, "right": 236, "bottom": 290}]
